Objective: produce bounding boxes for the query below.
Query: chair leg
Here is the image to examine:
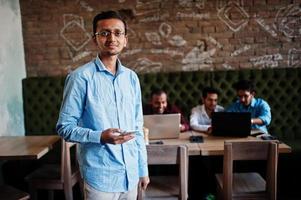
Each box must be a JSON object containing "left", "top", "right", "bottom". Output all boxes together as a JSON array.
[
  {"left": 64, "top": 184, "right": 73, "bottom": 200},
  {"left": 79, "top": 178, "right": 84, "bottom": 199},
  {"left": 28, "top": 184, "right": 37, "bottom": 200},
  {"left": 47, "top": 190, "right": 54, "bottom": 200}
]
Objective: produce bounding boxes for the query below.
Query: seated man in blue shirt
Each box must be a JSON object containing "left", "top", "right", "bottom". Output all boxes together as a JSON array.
[{"left": 227, "top": 80, "right": 271, "bottom": 134}]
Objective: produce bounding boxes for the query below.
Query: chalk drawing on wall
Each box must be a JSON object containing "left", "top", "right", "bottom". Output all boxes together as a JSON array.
[
  {"left": 61, "top": 14, "right": 91, "bottom": 51},
  {"left": 130, "top": 58, "right": 162, "bottom": 73},
  {"left": 145, "top": 32, "right": 162, "bottom": 45},
  {"left": 66, "top": 48, "right": 91, "bottom": 62},
  {"left": 60, "top": 14, "right": 92, "bottom": 62},
  {"left": 120, "top": 49, "right": 142, "bottom": 58},
  {"left": 207, "top": 36, "right": 223, "bottom": 49},
  {"left": 274, "top": 4, "right": 301, "bottom": 39},
  {"left": 138, "top": 12, "right": 170, "bottom": 23},
  {"left": 217, "top": 1, "right": 249, "bottom": 32},
  {"left": 182, "top": 40, "right": 216, "bottom": 71},
  {"left": 249, "top": 53, "right": 283, "bottom": 68},
  {"left": 255, "top": 15, "right": 278, "bottom": 38},
  {"left": 136, "top": 0, "right": 162, "bottom": 8},
  {"left": 63, "top": 14, "right": 83, "bottom": 26},
  {"left": 150, "top": 48, "right": 184, "bottom": 57},
  {"left": 178, "top": 0, "right": 206, "bottom": 9},
  {"left": 127, "top": 27, "right": 137, "bottom": 39},
  {"left": 222, "top": 63, "right": 234, "bottom": 69},
  {"left": 288, "top": 48, "right": 301, "bottom": 68},
  {"left": 168, "top": 35, "right": 187, "bottom": 47},
  {"left": 159, "top": 22, "right": 172, "bottom": 38},
  {"left": 176, "top": 12, "right": 210, "bottom": 20},
  {"left": 76, "top": 0, "right": 93, "bottom": 12},
  {"left": 136, "top": 0, "right": 170, "bottom": 23},
  {"left": 145, "top": 22, "right": 187, "bottom": 47},
  {"left": 216, "top": 0, "right": 244, "bottom": 10},
  {"left": 230, "top": 44, "right": 251, "bottom": 57}
]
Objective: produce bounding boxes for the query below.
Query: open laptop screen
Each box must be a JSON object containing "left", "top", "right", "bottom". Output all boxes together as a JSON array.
[
  {"left": 143, "top": 113, "right": 181, "bottom": 139},
  {"left": 211, "top": 112, "right": 251, "bottom": 137}
]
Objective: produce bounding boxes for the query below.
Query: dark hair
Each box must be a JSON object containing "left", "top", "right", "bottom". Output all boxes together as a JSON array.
[
  {"left": 202, "top": 87, "right": 220, "bottom": 98},
  {"left": 92, "top": 10, "right": 127, "bottom": 36},
  {"left": 151, "top": 88, "right": 167, "bottom": 98},
  {"left": 233, "top": 80, "right": 255, "bottom": 92}
]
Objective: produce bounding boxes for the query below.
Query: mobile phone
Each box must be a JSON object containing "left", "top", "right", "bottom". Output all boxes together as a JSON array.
[
  {"left": 121, "top": 130, "right": 138, "bottom": 135},
  {"left": 261, "top": 135, "right": 277, "bottom": 140},
  {"left": 189, "top": 135, "right": 203, "bottom": 143}
]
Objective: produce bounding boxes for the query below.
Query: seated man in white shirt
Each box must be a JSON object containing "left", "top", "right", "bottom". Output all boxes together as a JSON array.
[{"left": 190, "top": 87, "right": 224, "bottom": 133}]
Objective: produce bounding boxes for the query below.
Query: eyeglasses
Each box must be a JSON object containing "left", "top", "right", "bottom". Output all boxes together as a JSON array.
[{"left": 95, "top": 30, "right": 125, "bottom": 38}]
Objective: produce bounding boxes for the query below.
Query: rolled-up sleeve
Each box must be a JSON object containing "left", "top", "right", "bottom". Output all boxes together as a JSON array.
[{"left": 257, "top": 101, "right": 271, "bottom": 126}]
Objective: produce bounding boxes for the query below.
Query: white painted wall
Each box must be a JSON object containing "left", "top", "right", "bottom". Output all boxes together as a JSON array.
[{"left": 0, "top": 0, "right": 26, "bottom": 136}]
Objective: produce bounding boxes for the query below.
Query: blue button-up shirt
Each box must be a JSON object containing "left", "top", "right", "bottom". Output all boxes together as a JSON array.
[
  {"left": 226, "top": 98, "right": 271, "bottom": 133},
  {"left": 56, "top": 56, "right": 148, "bottom": 192}
]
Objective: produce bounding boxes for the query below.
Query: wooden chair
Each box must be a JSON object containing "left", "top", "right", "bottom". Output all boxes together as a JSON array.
[
  {"left": 215, "top": 140, "right": 279, "bottom": 200},
  {"left": 0, "top": 185, "right": 30, "bottom": 200},
  {"left": 138, "top": 145, "right": 188, "bottom": 200},
  {"left": 25, "top": 139, "right": 82, "bottom": 200}
]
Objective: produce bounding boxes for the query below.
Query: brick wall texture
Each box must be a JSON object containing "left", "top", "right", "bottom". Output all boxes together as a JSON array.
[{"left": 20, "top": 0, "right": 301, "bottom": 77}]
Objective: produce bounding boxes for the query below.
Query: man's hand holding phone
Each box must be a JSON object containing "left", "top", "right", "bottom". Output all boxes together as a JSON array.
[{"left": 101, "top": 128, "right": 136, "bottom": 144}]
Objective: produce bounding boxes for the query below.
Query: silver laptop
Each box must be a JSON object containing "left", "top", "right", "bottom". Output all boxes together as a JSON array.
[{"left": 143, "top": 113, "right": 181, "bottom": 139}]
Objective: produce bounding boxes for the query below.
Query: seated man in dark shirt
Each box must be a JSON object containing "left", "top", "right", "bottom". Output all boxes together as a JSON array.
[{"left": 143, "top": 89, "right": 189, "bottom": 132}]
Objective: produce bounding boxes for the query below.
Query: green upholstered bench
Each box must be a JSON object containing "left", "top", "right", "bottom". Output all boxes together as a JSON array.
[
  {"left": 21, "top": 68, "right": 301, "bottom": 198},
  {"left": 22, "top": 68, "right": 301, "bottom": 151}
]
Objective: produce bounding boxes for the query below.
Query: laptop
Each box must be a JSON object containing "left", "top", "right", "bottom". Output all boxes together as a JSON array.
[
  {"left": 211, "top": 112, "right": 251, "bottom": 137},
  {"left": 143, "top": 113, "right": 181, "bottom": 139}
]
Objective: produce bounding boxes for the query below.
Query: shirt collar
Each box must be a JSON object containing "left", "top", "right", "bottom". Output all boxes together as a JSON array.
[
  {"left": 94, "top": 55, "right": 126, "bottom": 75},
  {"left": 239, "top": 97, "right": 256, "bottom": 109},
  {"left": 250, "top": 97, "right": 256, "bottom": 107}
]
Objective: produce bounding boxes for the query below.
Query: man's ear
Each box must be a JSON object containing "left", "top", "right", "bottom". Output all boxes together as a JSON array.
[
  {"left": 124, "top": 35, "right": 128, "bottom": 47},
  {"left": 200, "top": 97, "right": 204, "bottom": 104}
]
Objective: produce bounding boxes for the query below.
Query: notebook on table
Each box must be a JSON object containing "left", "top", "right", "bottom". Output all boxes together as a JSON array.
[
  {"left": 143, "top": 113, "right": 181, "bottom": 139},
  {"left": 211, "top": 112, "right": 251, "bottom": 137}
]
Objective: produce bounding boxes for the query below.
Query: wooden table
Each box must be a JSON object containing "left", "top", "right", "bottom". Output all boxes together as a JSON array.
[
  {"left": 150, "top": 131, "right": 292, "bottom": 156},
  {"left": 0, "top": 135, "right": 60, "bottom": 160},
  {"left": 0, "top": 135, "right": 60, "bottom": 198}
]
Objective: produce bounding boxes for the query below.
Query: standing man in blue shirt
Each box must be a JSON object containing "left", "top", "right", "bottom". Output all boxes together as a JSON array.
[
  {"left": 56, "top": 10, "right": 149, "bottom": 200},
  {"left": 227, "top": 79, "right": 271, "bottom": 134}
]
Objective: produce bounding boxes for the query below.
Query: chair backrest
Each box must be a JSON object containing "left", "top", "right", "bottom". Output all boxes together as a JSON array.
[
  {"left": 145, "top": 145, "right": 188, "bottom": 200},
  {"left": 60, "top": 139, "right": 81, "bottom": 199},
  {"left": 223, "top": 140, "right": 279, "bottom": 200}
]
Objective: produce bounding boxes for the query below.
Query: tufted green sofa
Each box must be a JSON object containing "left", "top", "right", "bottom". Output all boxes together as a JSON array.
[{"left": 23, "top": 67, "right": 301, "bottom": 151}]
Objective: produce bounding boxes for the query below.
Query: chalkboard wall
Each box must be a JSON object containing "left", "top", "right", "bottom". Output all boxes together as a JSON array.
[{"left": 20, "top": 0, "right": 301, "bottom": 77}]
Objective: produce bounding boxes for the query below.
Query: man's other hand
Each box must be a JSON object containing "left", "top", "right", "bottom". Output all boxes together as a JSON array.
[{"left": 139, "top": 176, "right": 150, "bottom": 190}]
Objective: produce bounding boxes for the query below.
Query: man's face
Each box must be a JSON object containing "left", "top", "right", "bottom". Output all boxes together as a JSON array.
[
  {"left": 151, "top": 93, "right": 168, "bottom": 114},
  {"left": 237, "top": 90, "right": 254, "bottom": 106},
  {"left": 203, "top": 93, "right": 218, "bottom": 112},
  {"left": 94, "top": 18, "right": 127, "bottom": 57}
]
